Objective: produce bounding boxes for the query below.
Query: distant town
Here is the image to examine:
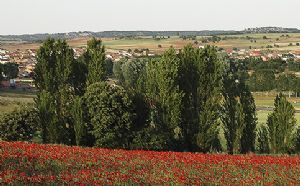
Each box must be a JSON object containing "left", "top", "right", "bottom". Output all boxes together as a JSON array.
[{"left": 1, "top": 27, "right": 300, "bottom": 88}]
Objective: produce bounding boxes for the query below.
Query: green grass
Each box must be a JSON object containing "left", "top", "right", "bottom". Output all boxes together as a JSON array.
[
  {"left": 0, "top": 89, "right": 35, "bottom": 115},
  {"left": 254, "top": 95, "right": 300, "bottom": 109},
  {"left": 257, "top": 110, "right": 300, "bottom": 126}
]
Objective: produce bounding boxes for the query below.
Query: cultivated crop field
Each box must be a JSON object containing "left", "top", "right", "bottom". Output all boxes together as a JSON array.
[
  {"left": 1, "top": 141, "right": 300, "bottom": 185},
  {"left": 1, "top": 33, "right": 300, "bottom": 53}
]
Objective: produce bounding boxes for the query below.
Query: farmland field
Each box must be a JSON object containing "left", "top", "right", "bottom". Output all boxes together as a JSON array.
[
  {"left": 1, "top": 33, "right": 300, "bottom": 53},
  {"left": 0, "top": 89, "right": 35, "bottom": 115},
  {"left": 1, "top": 141, "right": 300, "bottom": 185}
]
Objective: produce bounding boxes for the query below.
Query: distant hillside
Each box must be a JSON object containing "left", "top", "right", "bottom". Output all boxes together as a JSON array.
[
  {"left": 0, "top": 30, "right": 240, "bottom": 42},
  {"left": 244, "top": 27, "right": 300, "bottom": 34},
  {"left": 1, "top": 28, "right": 300, "bottom": 43}
]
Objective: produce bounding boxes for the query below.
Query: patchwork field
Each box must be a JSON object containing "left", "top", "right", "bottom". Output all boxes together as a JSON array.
[{"left": 1, "top": 33, "right": 300, "bottom": 53}]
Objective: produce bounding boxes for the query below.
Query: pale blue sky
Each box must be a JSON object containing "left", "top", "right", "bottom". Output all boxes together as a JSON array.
[{"left": 0, "top": 0, "right": 299, "bottom": 35}]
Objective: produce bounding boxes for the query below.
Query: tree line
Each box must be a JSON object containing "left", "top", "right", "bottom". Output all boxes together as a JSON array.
[
  {"left": 232, "top": 58, "right": 300, "bottom": 95},
  {"left": 0, "top": 38, "right": 299, "bottom": 154}
]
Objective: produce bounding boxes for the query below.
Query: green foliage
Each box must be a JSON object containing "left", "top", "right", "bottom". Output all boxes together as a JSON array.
[
  {"left": 122, "top": 58, "right": 147, "bottom": 89},
  {"left": 34, "top": 39, "right": 75, "bottom": 144},
  {"left": 36, "top": 91, "right": 58, "bottom": 143},
  {"left": 240, "top": 87, "right": 257, "bottom": 153},
  {"left": 257, "top": 125, "right": 270, "bottom": 154},
  {"left": 84, "top": 82, "right": 134, "bottom": 148},
  {"left": 71, "top": 57, "right": 88, "bottom": 96},
  {"left": 177, "top": 45, "right": 223, "bottom": 152},
  {"left": 105, "top": 58, "right": 114, "bottom": 76},
  {"left": 1, "top": 62, "right": 19, "bottom": 80},
  {"left": 145, "top": 48, "right": 184, "bottom": 150},
  {"left": 84, "top": 38, "right": 107, "bottom": 85},
  {"left": 222, "top": 63, "right": 257, "bottom": 154},
  {"left": 34, "top": 39, "right": 74, "bottom": 93},
  {"left": 292, "top": 126, "right": 300, "bottom": 153},
  {"left": 71, "top": 96, "right": 86, "bottom": 146},
  {"left": 113, "top": 59, "right": 125, "bottom": 84},
  {"left": 0, "top": 105, "right": 39, "bottom": 141},
  {"left": 276, "top": 73, "right": 297, "bottom": 92},
  {"left": 248, "top": 69, "right": 276, "bottom": 91},
  {"left": 267, "top": 93, "right": 297, "bottom": 153},
  {"left": 288, "top": 60, "right": 300, "bottom": 72},
  {"left": 130, "top": 125, "right": 169, "bottom": 151}
]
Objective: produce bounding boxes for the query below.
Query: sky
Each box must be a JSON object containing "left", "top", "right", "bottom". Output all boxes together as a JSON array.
[{"left": 0, "top": 0, "right": 299, "bottom": 35}]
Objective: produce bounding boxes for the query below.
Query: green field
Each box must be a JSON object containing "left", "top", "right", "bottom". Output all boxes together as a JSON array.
[
  {"left": 254, "top": 94, "right": 300, "bottom": 110},
  {"left": 0, "top": 89, "right": 35, "bottom": 115},
  {"left": 257, "top": 110, "right": 300, "bottom": 125}
]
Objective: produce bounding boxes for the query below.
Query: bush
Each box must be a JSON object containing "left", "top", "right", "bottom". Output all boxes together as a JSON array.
[
  {"left": 84, "top": 82, "right": 135, "bottom": 148},
  {"left": 0, "top": 105, "right": 40, "bottom": 142}
]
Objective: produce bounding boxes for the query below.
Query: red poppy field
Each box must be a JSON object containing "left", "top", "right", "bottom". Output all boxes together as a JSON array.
[{"left": 1, "top": 141, "right": 300, "bottom": 185}]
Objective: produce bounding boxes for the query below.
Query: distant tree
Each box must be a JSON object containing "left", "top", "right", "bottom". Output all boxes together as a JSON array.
[
  {"left": 113, "top": 59, "right": 125, "bottom": 84},
  {"left": 248, "top": 70, "right": 276, "bottom": 91},
  {"left": 122, "top": 58, "right": 147, "bottom": 89},
  {"left": 277, "top": 73, "right": 297, "bottom": 97},
  {"left": 297, "top": 43, "right": 300, "bottom": 46},
  {"left": 105, "top": 58, "right": 113, "bottom": 76},
  {"left": 84, "top": 82, "right": 135, "bottom": 148},
  {"left": 267, "top": 93, "right": 297, "bottom": 154},
  {"left": 263, "top": 36, "right": 268, "bottom": 39},
  {"left": 2, "top": 63, "right": 19, "bottom": 80},
  {"left": 158, "top": 44, "right": 162, "bottom": 48},
  {"left": 289, "top": 43, "right": 293, "bottom": 46},
  {"left": 293, "top": 77, "right": 300, "bottom": 97}
]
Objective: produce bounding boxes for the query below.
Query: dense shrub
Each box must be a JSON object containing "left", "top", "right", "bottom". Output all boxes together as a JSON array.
[{"left": 0, "top": 105, "right": 40, "bottom": 141}]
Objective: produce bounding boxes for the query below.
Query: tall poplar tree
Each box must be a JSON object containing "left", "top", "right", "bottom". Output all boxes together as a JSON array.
[
  {"left": 267, "top": 93, "right": 297, "bottom": 153},
  {"left": 240, "top": 85, "right": 257, "bottom": 153},
  {"left": 34, "top": 39, "right": 75, "bottom": 144},
  {"left": 178, "top": 45, "right": 223, "bottom": 152},
  {"left": 84, "top": 38, "right": 107, "bottom": 85}
]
